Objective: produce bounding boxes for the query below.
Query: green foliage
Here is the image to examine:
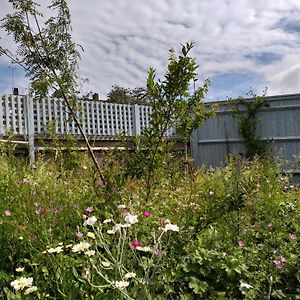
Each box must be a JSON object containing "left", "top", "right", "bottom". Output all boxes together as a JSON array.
[
  {"left": 0, "top": 156, "right": 300, "bottom": 299},
  {"left": 115, "top": 42, "right": 216, "bottom": 200},
  {"left": 1, "top": 0, "right": 80, "bottom": 100},
  {"left": 107, "top": 85, "right": 150, "bottom": 105},
  {"left": 1, "top": 0, "right": 105, "bottom": 178},
  {"left": 229, "top": 91, "right": 267, "bottom": 159},
  {"left": 146, "top": 42, "right": 216, "bottom": 141},
  {"left": 42, "top": 120, "right": 84, "bottom": 172},
  {"left": 0, "top": 130, "right": 17, "bottom": 158}
]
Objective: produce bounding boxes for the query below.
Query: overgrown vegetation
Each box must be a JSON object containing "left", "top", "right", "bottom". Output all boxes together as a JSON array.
[
  {"left": 229, "top": 91, "right": 267, "bottom": 159},
  {"left": 0, "top": 2, "right": 299, "bottom": 299},
  {"left": 0, "top": 152, "right": 299, "bottom": 299}
]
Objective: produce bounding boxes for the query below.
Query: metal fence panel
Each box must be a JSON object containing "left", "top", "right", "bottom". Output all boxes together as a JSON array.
[{"left": 191, "top": 94, "right": 300, "bottom": 173}]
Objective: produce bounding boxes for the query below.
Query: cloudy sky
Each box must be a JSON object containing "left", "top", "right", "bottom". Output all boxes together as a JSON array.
[{"left": 0, "top": 0, "right": 300, "bottom": 101}]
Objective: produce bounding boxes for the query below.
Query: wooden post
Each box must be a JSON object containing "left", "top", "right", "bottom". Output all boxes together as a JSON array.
[{"left": 25, "top": 95, "right": 35, "bottom": 165}]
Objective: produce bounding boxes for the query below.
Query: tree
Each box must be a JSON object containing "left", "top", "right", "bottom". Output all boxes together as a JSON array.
[
  {"left": 107, "top": 84, "right": 150, "bottom": 105},
  {"left": 0, "top": 0, "right": 105, "bottom": 182},
  {"left": 141, "top": 42, "right": 216, "bottom": 199}
]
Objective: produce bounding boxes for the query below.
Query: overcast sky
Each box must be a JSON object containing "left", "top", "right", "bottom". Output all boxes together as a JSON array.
[{"left": 1, "top": 0, "right": 300, "bottom": 101}]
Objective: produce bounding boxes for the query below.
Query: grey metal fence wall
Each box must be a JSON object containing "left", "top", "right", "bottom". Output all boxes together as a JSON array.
[{"left": 191, "top": 93, "right": 300, "bottom": 173}]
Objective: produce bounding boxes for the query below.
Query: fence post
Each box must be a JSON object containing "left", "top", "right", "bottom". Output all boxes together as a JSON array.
[
  {"left": 25, "top": 95, "right": 35, "bottom": 165},
  {"left": 132, "top": 104, "right": 141, "bottom": 135}
]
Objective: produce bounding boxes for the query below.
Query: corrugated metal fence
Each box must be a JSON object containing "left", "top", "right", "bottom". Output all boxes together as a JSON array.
[{"left": 191, "top": 93, "right": 300, "bottom": 173}]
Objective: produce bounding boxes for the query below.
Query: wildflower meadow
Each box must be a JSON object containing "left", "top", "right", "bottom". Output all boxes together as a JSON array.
[{"left": 0, "top": 151, "right": 299, "bottom": 299}]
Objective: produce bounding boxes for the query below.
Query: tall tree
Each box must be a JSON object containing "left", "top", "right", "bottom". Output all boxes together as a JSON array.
[{"left": 0, "top": 0, "right": 105, "bottom": 182}]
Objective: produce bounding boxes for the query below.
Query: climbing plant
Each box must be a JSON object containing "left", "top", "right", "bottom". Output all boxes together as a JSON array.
[{"left": 229, "top": 90, "right": 267, "bottom": 159}]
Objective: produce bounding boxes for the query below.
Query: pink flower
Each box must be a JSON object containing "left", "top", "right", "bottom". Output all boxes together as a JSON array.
[
  {"left": 131, "top": 241, "right": 141, "bottom": 248},
  {"left": 238, "top": 240, "right": 245, "bottom": 247},
  {"left": 95, "top": 178, "right": 104, "bottom": 187},
  {"left": 86, "top": 207, "right": 94, "bottom": 213},
  {"left": 143, "top": 211, "right": 153, "bottom": 217},
  {"left": 290, "top": 234, "right": 297, "bottom": 241},
  {"left": 73, "top": 203, "right": 78, "bottom": 209},
  {"left": 267, "top": 223, "right": 273, "bottom": 228},
  {"left": 4, "top": 210, "right": 12, "bottom": 217},
  {"left": 154, "top": 248, "right": 161, "bottom": 256},
  {"left": 122, "top": 209, "right": 129, "bottom": 216},
  {"left": 273, "top": 259, "right": 282, "bottom": 269},
  {"left": 76, "top": 231, "right": 84, "bottom": 238}
]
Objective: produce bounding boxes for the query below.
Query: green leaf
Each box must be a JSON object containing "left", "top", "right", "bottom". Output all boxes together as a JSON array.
[{"left": 188, "top": 277, "right": 208, "bottom": 295}]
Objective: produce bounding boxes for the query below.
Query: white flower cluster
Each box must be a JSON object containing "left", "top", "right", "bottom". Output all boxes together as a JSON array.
[
  {"left": 240, "top": 282, "right": 253, "bottom": 289},
  {"left": 43, "top": 243, "right": 64, "bottom": 254},
  {"left": 107, "top": 223, "right": 130, "bottom": 234},
  {"left": 11, "top": 277, "right": 37, "bottom": 294},
  {"left": 162, "top": 223, "right": 179, "bottom": 232},
  {"left": 83, "top": 216, "right": 97, "bottom": 226},
  {"left": 46, "top": 246, "right": 64, "bottom": 254},
  {"left": 106, "top": 213, "right": 138, "bottom": 234},
  {"left": 124, "top": 272, "right": 136, "bottom": 279},
  {"left": 87, "top": 232, "right": 95, "bottom": 239},
  {"left": 113, "top": 280, "right": 130, "bottom": 289},
  {"left": 72, "top": 242, "right": 91, "bottom": 253},
  {"left": 124, "top": 213, "right": 138, "bottom": 225},
  {"left": 136, "top": 246, "right": 152, "bottom": 252}
]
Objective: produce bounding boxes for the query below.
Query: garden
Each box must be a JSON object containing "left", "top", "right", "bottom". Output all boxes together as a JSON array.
[
  {"left": 0, "top": 1, "right": 300, "bottom": 299},
  {"left": 0, "top": 150, "right": 299, "bottom": 299}
]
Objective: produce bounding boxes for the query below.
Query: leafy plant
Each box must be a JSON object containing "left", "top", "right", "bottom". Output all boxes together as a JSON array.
[
  {"left": 138, "top": 42, "right": 216, "bottom": 200},
  {"left": 229, "top": 90, "right": 267, "bottom": 159},
  {"left": 0, "top": 0, "right": 105, "bottom": 181}
]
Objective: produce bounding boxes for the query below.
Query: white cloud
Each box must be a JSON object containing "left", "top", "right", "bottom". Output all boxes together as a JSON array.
[{"left": 0, "top": 0, "right": 300, "bottom": 98}]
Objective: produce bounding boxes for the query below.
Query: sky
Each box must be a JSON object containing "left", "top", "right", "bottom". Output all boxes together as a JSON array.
[{"left": 0, "top": 0, "right": 300, "bottom": 101}]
